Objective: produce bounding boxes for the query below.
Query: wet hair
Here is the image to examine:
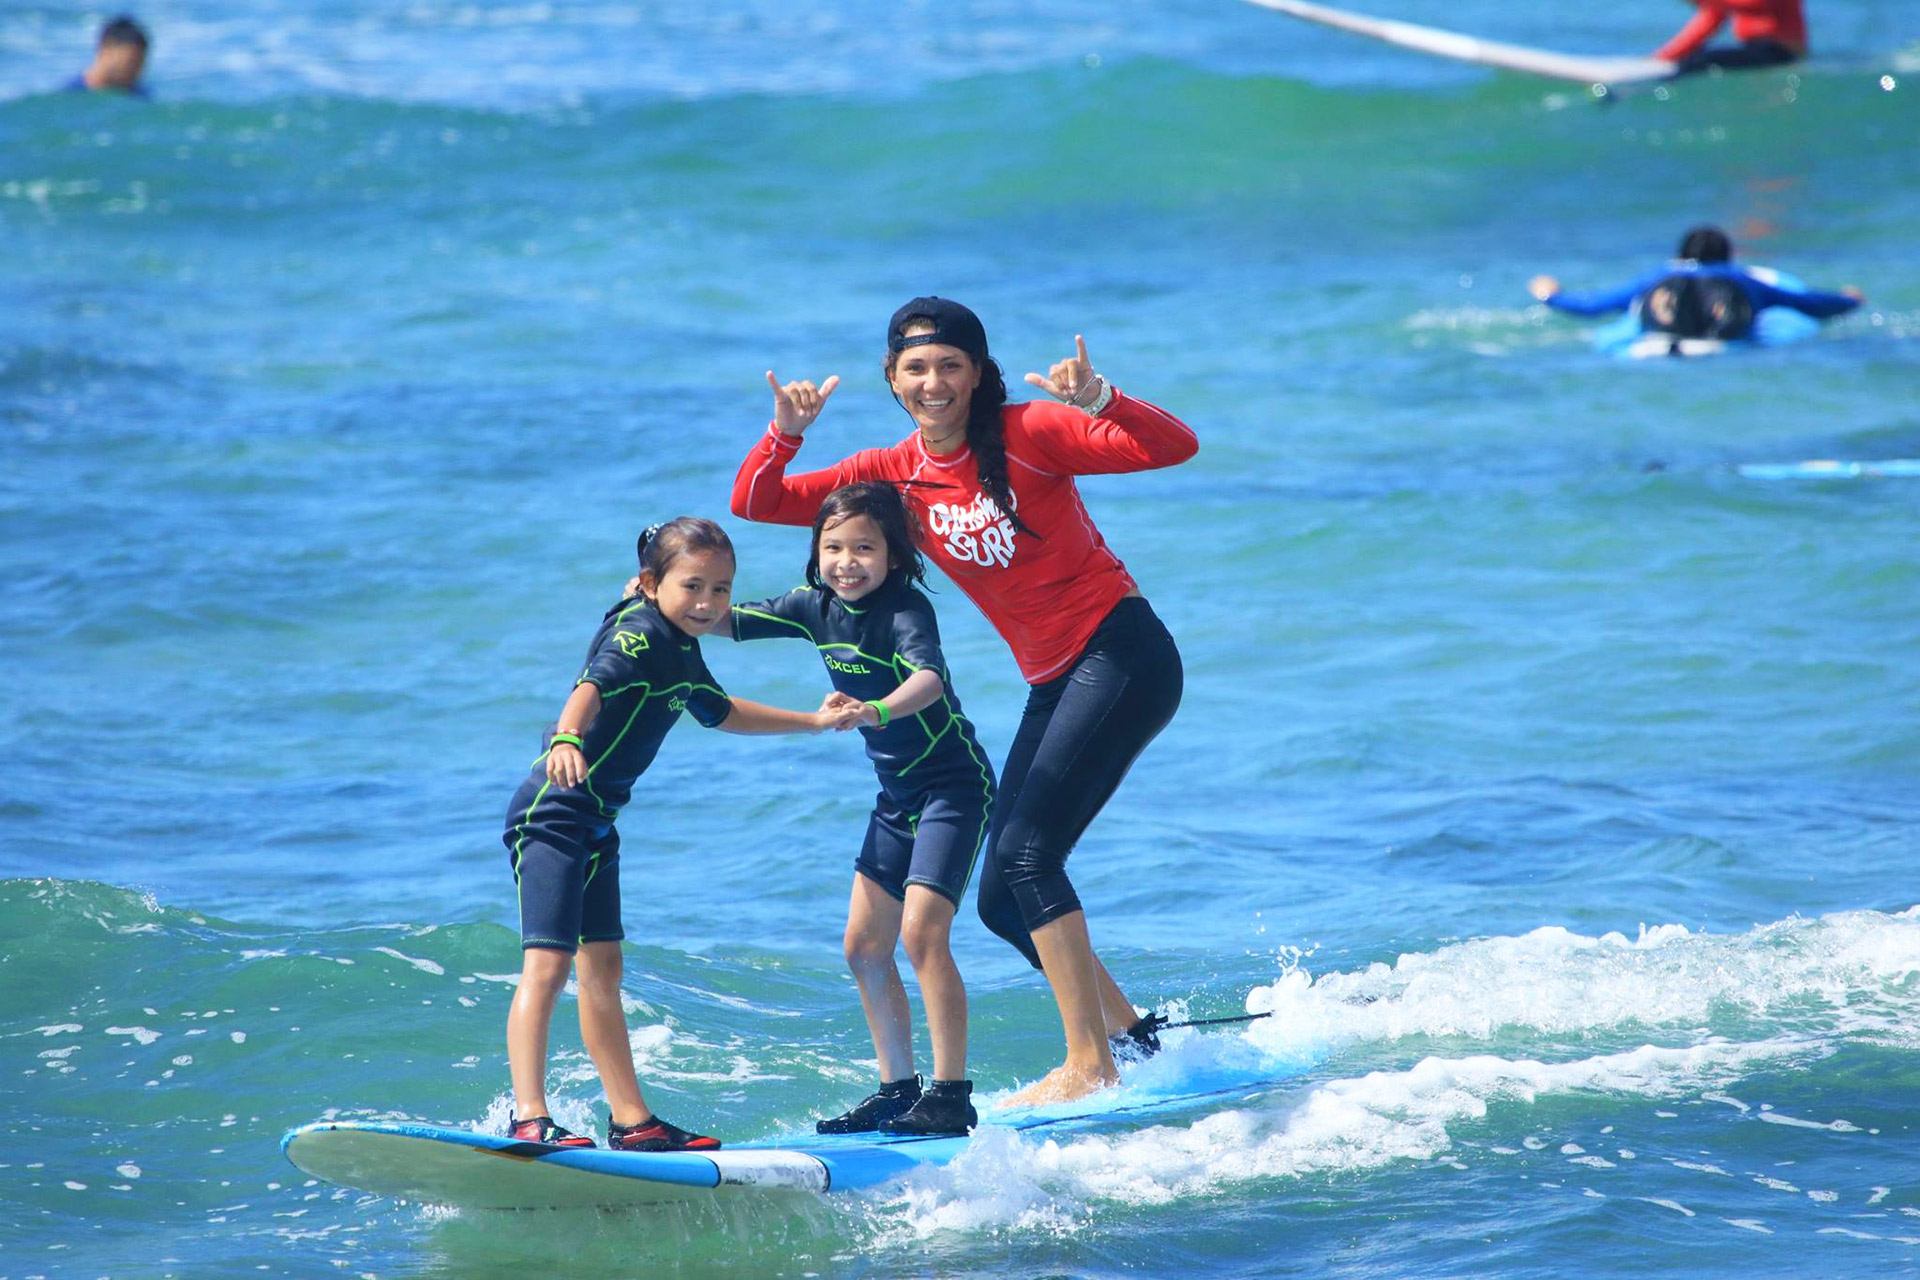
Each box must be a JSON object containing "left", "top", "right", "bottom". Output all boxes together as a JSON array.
[
  {"left": 806, "top": 482, "right": 928, "bottom": 592},
  {"left": 1677, "top": 225, "right": 1733, "bottom": 264},
  {"left": 884, "top": 314, "right": 1036, "bottom": 539},
  {"left": 99, "top": 16, "right": 150, "bottom": 50},
  {"left": 635, "top": 517, "right": 733, "bottom": 594}
]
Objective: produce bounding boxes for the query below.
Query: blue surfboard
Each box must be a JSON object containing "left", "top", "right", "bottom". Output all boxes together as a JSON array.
[{"left": 283, "top": 1069, "right": 1309, "bottom": 1209}]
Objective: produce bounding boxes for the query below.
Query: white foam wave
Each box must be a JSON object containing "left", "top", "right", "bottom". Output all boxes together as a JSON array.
[
  {"left": 871, "top": 1038, "right": 1804, "bottom": 1240},
  {"left": 1242, "top": 905, "right": 1920, "bottom": 1054},
  {"left": 372, "top": 946, "right": 445, "bottom": 976},
  {"left": 864, "top": 907, "right": 1920, "bottom": 1239}
]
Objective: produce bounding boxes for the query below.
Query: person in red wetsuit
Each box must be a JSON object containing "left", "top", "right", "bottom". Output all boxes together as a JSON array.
[
  {"left": 1655, "top": 0, "right": 1806, "bottom": 74},
  {"left": 732, "top": 297, "right": 1199, "bottom": 1105}
]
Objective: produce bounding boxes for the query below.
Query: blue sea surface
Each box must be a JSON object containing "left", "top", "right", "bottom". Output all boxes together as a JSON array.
[{"left": 3, "top": 1, "right": 1917, "bottom": 1276}]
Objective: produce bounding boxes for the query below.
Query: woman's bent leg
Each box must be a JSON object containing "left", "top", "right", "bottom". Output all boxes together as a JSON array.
[
  {"left": 1007, "top": 909, "right": 1117, "bottom": 1104},
  {"left": 989, "top": 601, "right": 1183, "bottom": 1100}
]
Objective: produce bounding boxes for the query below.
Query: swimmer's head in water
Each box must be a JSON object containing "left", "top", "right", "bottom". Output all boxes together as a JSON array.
[
  {"left": 91, "top": 15, "right": 150, "bottom": 90},
  {"left": 1677, "top": 225, "right": 1733, "bottom": 264}
]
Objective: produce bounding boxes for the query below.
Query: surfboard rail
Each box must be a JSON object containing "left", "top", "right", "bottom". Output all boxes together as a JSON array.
[{"left": 1243, "top": 0, "right": 1677, "bottom": 87}]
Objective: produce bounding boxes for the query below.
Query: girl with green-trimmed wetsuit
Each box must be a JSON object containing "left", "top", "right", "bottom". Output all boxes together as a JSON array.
[
  {"left": 731, "top": 482, "right": 997, "bottom": 1137},
  {"left": 502, "top": 517, "right": 853, "bottom": 1154}
]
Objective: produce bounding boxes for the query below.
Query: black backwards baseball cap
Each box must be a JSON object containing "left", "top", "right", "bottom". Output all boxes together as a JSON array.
[{"left": 887, "top": 296, "right": 989, "bottom": 360}]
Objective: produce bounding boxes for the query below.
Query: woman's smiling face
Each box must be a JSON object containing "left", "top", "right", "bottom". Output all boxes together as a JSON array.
[{"left": 888, "top": 328, "right": 980, "bottom": 447}]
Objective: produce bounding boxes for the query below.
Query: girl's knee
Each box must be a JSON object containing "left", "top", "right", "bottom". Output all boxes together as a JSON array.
[
  {"left": 842, "top": 927, "right": 894, "bottom": 977},
  {"left": 901, "top": 915, "right": 954, "bottom": 973},
  {"left": 572, "top": 942, "right": 625, "bottom": 993},
  {"left": 520, "top": 947, "right": 573, "bottom": 991}
]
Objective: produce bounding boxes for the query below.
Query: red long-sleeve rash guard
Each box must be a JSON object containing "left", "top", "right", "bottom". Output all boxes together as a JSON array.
[
  {"left": 1656, "top": 0, "right": 1807, "bottom": 62},
  {"left": 731, "top": 390, "right": 1198, "bottom": 684}
]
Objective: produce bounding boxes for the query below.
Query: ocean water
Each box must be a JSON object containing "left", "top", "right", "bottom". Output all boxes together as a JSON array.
[{"left": 3, "top": 1, "right": 1917, "bottom": 1275}]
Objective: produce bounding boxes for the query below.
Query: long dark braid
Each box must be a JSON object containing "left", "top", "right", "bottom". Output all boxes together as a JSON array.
[{"left": 961, "top": 356, "right": 1038, "bottom": 538}]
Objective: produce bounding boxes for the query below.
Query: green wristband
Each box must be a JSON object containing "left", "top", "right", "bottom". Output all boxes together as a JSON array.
[
  {"left": 864, "top": 700, "right": 891, "bottom": 728},
  {"left": 549, "top": 732, "right": 584, "bottom": 750}
]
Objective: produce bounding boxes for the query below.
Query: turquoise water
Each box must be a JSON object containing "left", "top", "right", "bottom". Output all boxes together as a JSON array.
[{"left": 4, "top": 1, "right": 1918, "bottom": 1275}]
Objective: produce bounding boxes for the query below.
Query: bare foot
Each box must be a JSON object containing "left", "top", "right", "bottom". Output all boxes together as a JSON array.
[{"left": 1000, "top": 1061, "right": 1121, "bottom": 1108}]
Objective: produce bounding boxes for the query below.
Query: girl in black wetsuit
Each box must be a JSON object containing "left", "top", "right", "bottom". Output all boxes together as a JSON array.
[{"left": 732, "top": 483, "right": 996, "bottom": 1136}]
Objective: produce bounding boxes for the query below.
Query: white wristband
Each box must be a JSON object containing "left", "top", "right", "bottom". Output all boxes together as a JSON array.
[{"left": 1069, "top": 374, "right": 1114, "bottom": 416}]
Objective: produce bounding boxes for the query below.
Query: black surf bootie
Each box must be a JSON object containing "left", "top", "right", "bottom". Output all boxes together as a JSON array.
[
  {"left": 1110, "top": 1011, "right": 1167, "bottom": 1062},
  {"left": 878, "top": 1078, "right": 976, "bottom": 1136},
  {"left": 817, "top": 1075, "right": 921, "bottom": 1134}
]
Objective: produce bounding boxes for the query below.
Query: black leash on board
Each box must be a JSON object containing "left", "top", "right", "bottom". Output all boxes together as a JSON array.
[{"left": 1145, "top": 1010, "right": 1275, "bottom": 1033}]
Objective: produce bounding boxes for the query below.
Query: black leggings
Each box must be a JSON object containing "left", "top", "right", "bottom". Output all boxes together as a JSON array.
[
  {"left": 1676, "top": 40, "right": 1800, "bottom": 75},
  {"left": 976, "top": 597, "right": 1183, "bottom": 969}
]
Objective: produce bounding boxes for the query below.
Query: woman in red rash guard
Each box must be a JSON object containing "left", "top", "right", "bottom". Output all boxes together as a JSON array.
[
  {"left": 732, "top": 297, "right": 1198, "bottom": 1105},
  {"left": 1655, "top": 0, "right": 1805, "bottom": 74}
]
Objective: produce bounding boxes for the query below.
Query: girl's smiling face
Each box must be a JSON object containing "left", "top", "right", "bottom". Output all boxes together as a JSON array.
[
  {"left": 642, "top": 546, "right": 735, "bottom": 635},
  {"left": 816, "top": 513, "right": 892, "bottom": 604}
]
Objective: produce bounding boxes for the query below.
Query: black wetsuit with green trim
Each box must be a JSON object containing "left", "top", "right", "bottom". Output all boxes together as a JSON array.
[
  {"left": 504, "top": 597, "right": 731, "bottom": 952},
  {"left": 732, "top": 575, "right": 996, "bottom": 906}
]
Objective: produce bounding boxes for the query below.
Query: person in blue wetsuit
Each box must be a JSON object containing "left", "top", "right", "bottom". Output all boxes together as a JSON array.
[
  {"left": 731, "top": 482, "right": 997, "bottom": 1136},
  {"left": 65, "top": 16, "right": 151, "bottom": 97},
  {"left": 1529, "top": 226, "right": 1863, "bottom": 350},
  {"left": 504, "top": 517, "right": 854, "bottom": 1154}
]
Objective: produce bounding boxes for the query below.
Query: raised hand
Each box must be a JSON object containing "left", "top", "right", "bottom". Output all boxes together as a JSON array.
[
  {"left": 768, "top": 371, "right": 841, "bottom": 438},
  {"left": 1024, "top": 334, "right": 1101, "bottom": 405},
  {"left": 1528, "top": 275, "right": 1560, "bottom": 302}
]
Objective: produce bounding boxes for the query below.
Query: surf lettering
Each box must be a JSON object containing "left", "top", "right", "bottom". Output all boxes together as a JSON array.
[{"left": 927, "top": 494, "right": 1018, "bottom": 569}]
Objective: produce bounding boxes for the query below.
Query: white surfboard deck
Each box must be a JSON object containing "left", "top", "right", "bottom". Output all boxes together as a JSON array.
[{"left": 1244, "top": 0, "right": 1677, "bottom": 87}]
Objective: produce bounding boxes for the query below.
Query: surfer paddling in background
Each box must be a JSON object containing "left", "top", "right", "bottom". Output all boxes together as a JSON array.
[
  {"left": 729, "top": 483, "right": 996, "bottom": 1136},
  {"left": 1529, "top": 225, "right": 1863, "bottom": 348},
  {"left": 1654, "top": 0, "right": 1806, "bottom": 74},
  {"left": 733, "top": 298, "right": 1199, "bottom": 1105},
  {"left": 503, "top": 518, "right": 856, "bottom": 1151}
]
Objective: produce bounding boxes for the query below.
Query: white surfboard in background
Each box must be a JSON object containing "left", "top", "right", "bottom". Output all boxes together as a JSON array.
[{"left": 1243, "top": 0, "right": 1678, "bottom": 87}]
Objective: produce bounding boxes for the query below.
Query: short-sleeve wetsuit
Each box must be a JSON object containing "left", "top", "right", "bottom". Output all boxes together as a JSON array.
[
  {"left": 732, "top": 576, "right": 996, "bottom": 906},
  {"left": 504, "top": 597, "right": 731, "bottom": 952}
]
